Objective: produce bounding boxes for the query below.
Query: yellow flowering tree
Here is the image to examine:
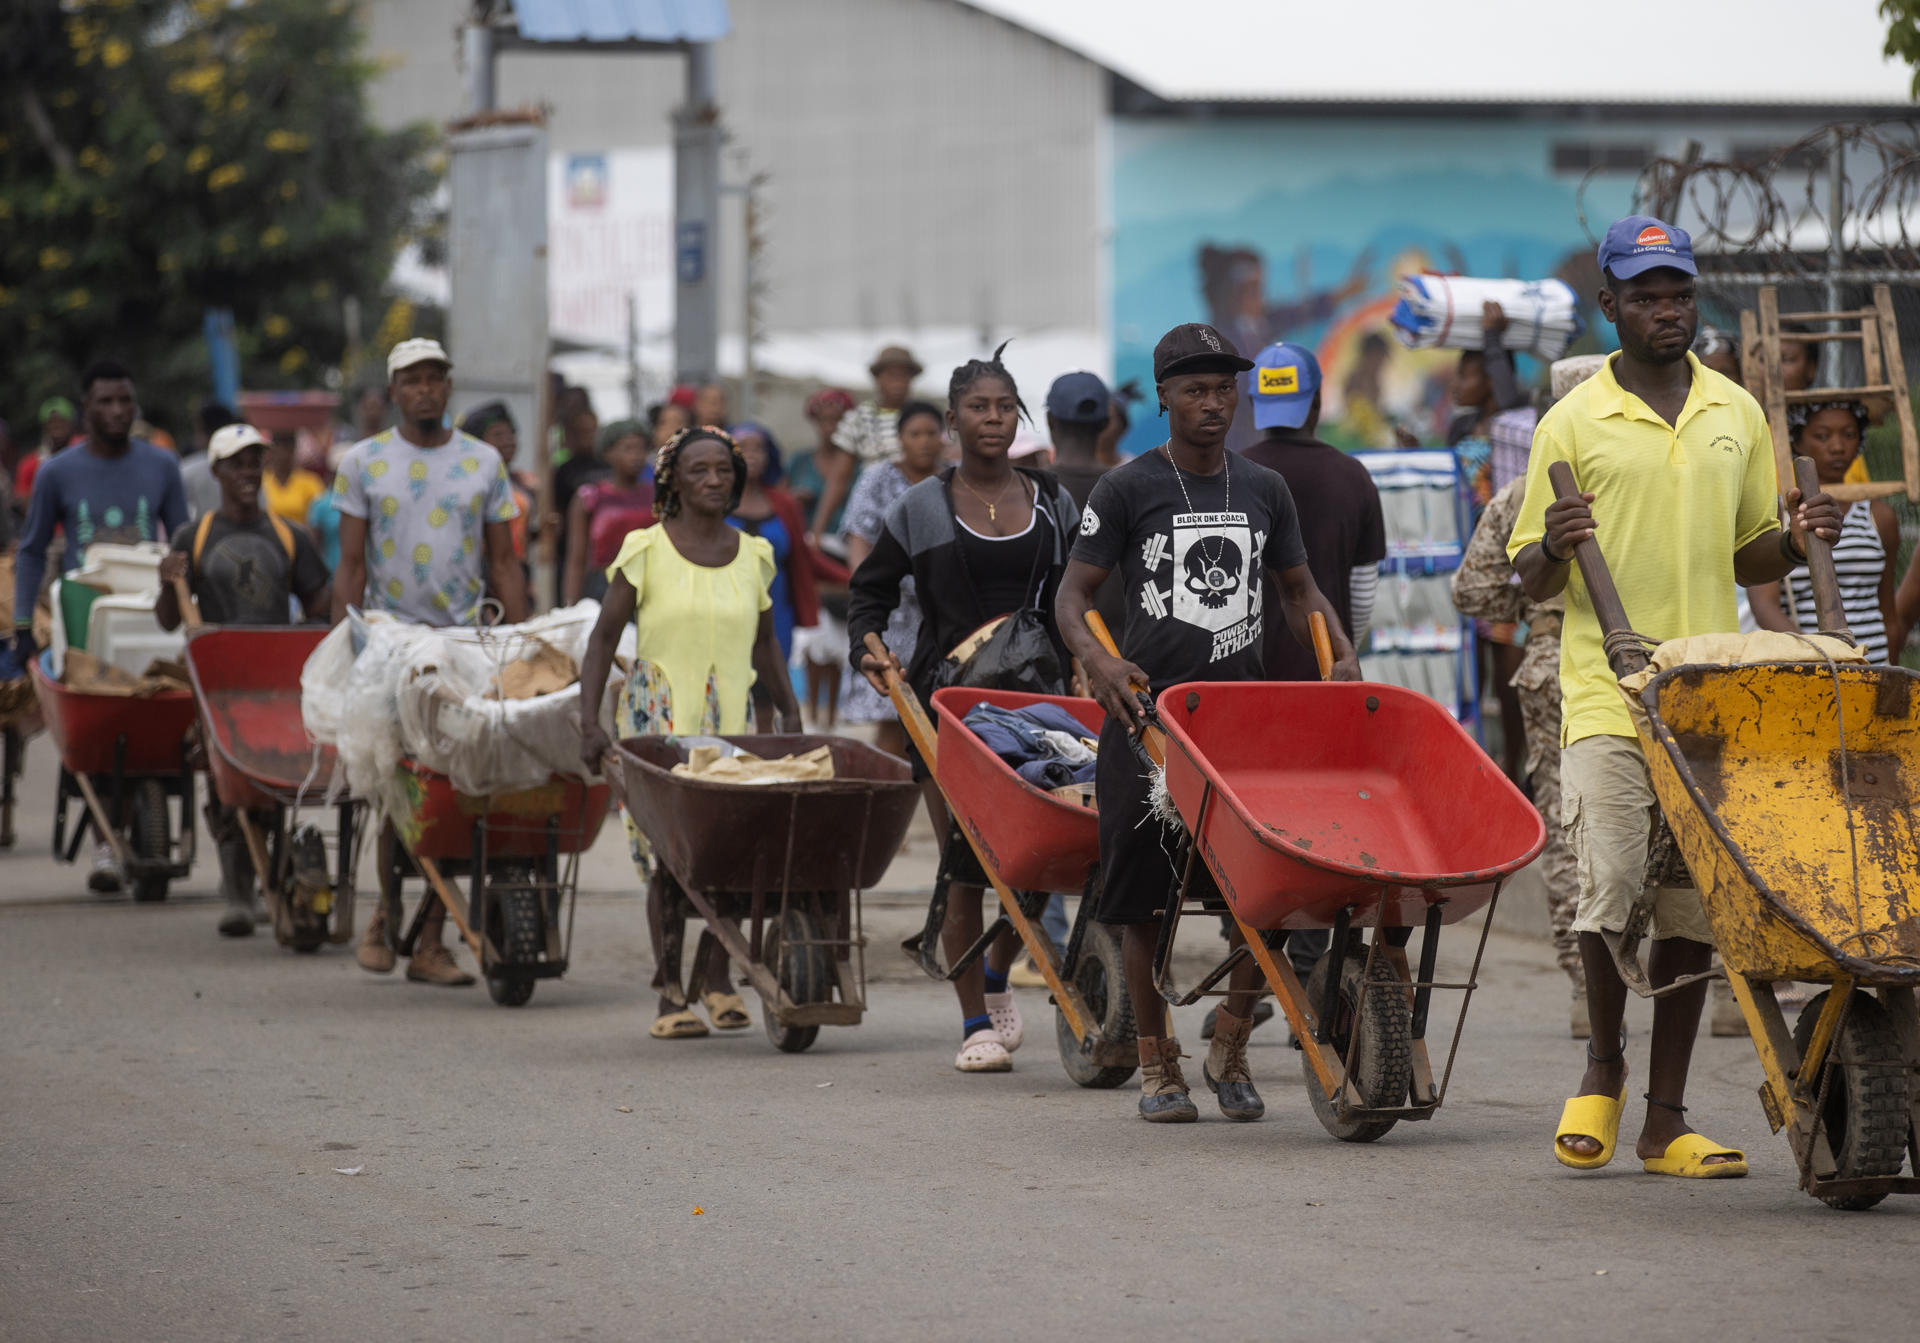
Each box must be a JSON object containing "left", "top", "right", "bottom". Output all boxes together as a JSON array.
[{"left": 0, "top": 0, "right": 437, "bottom": 422}]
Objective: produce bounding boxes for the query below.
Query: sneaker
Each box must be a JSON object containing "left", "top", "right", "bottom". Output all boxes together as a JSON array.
[
  {"left": 88, "top": 841, "right": 123, "bottom": 894},
  {"left": 955, "top": 1027, "right": 1012, "bottom": 1072},
  {"left": 356, "top": 909, "right": 396, "bottom": 974},
  {"left": 406, "top": 938, "right": 476, "bottom": 987},
  {"left": 983, "top": 991, "right": 1024, "bottom": 1052},
  {"left": 1137, "top": 1037, "right": 1199, "bottom": 1123}
]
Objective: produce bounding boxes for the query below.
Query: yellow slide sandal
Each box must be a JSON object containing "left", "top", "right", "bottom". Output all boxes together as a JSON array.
[
  {"left": 1641, "top": 1133, "right": 1748, "bottom": 1179},
  {"left": 1554, "top": 1083, "right": 1627, "bottom": 1170},
  {"left": 649, "top": 1009, "right": 709, "bottom": 1039}
]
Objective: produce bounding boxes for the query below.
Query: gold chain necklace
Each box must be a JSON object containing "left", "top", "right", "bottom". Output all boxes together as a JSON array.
[{"left": 954, "top": 469, "right": 1017, "bottom": 524}]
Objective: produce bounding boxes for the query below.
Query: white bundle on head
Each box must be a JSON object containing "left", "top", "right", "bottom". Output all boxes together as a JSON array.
[{"left": 1388, "top": 275, "right": 1585, "bottom": 361}]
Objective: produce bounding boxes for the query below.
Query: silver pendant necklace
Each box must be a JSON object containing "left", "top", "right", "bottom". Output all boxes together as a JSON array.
[{"left": 1161, "top": 442, "right": 1233, "bottom": 594}]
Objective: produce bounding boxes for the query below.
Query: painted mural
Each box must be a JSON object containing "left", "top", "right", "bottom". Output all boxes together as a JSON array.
[{"left": 1109, "top": 117, "right": 1652, "bottom": 457}]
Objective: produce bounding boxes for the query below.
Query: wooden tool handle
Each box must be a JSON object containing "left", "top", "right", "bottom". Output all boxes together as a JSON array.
[
  {"left": 1309, "top": 610, "right": 1334, "bottom": 681},
  {"left": 171, "top": 574, "right": 201, "bottom": 631},
  {"left": 1083, "top": 611, "right": 1165, "bottom": 767},
  {"left": 863, "top": 631, "right": 940, "bottom": 768},
  {"left": 1546, "top": 461, "right": 1648, "bottom": 677},
  {"left": 1791, "top": 455, "right": 1852, "bottom": 641}
]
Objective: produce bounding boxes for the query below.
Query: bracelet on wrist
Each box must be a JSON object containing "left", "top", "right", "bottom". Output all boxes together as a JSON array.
[
  {"left": 1542, "top": 538, "right": 1572, "bottom": 564},
  {"left": 1779, "top": 530, "right": 1807, "bottom": 564}
]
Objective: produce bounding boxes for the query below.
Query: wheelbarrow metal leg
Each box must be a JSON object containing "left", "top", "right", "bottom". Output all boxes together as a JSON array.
[
  {"left": 1060, "top": 865, "right": 1098, "bottom": 980},
  {"left": 1729, "top": 972, "right": 1800, "bottom": 1134},
  {"left": 902, "top": 824, "right": 961, "bottom": 977},
  {"left": 1315, "top": 905, "right": 1354, "bottom": 1045},
  {"left": 1410, "top": 901, "right": 1444, "bottom": 1039}
]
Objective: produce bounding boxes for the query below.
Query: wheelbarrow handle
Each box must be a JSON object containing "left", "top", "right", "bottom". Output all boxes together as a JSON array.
[
  {"left": 862, "top": 631, "right": 940, "bottom": 768},
  {"left": 1083, "top": 611, "right": 1166, "bottom": 769},
  {"left": 171, "top": 574, "right": 202, "bottom": 632},
  {"left": 1309, "top": 610, "right": 1334, "bottom": 681},
  {"left": 1546, "top": 461, "right": 1648, "bottom": 678},
  {"left": 1791, "top": 455, "right": 1853, "bottom": 643}
]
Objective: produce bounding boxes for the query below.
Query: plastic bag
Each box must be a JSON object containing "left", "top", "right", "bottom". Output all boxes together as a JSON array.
[{"left": 934, "top": 609, "right": 1064, "bottom": 696}]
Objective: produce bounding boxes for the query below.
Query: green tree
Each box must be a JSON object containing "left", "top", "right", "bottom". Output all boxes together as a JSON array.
[
  {"left": 1884, "top": 1, "right": 1920, "bottom": 96},
  {"left": 0, "top": 0, "right": 437, "bottom": 428}
]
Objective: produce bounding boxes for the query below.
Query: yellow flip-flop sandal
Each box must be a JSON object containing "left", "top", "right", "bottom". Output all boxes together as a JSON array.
[
  {"left": 701, "top": 990, "right": 752, "bottom": 1031},
  {"left": 1640, "top": 1097, "right": 1748, "bottom": 1177},
  {"left": 1554, "top": 1038, "right": 1627, "bottom": 1170},
  {"left": 649, "top": 1009, "right": 709, "bottom": 1039}
]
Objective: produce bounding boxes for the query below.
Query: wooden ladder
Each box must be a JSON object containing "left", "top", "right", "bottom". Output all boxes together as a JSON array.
[{"left": 1740, "top": 283, "right": 1919, "bottom": 503}]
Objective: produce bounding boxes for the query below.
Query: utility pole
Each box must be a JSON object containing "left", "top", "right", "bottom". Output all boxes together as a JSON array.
[
  {"left": 673, "top": 43, "right": 723, "bottom": 385},
  {"left": 463, "top": 9, "right": 495, "bottom": 116}
]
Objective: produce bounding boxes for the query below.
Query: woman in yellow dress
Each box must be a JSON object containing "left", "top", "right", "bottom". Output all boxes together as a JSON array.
[{"left": 579, "top": 427, "right": 803, "bottom": 1038}]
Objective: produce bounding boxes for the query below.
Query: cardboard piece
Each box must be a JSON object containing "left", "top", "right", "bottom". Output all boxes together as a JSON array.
[
  {"left": 672, "top": 744, "right": 836, "bottom": 785},
  {"left": 60, "top": 649, "right": 190, "bottom": 698},
  {"left": 494, "top": 642, "right": 578, "bottom": 701}
]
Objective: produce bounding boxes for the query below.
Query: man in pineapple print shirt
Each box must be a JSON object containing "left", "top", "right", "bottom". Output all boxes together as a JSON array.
[
  {"left": 331, "top": 338, "right": 529, "bottom": 989},
  {"left": 330, "top": 339, "right": 528, "bottom": 630}
]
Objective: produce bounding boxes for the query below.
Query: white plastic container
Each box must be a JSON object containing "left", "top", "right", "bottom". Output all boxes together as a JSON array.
[
  {"left": 73, "top": 541, "right": 169, "bottom": 596},
  {"left": 86, "top": 594, "right": 184, "bottom": 678}
]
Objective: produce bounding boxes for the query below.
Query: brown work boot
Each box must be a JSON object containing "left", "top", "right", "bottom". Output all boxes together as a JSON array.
[
  {"left": 356, "top": 906, "right": 396, "bottom": 974},
  {"left": 407, "top": 907, "right": 475, "bottom": 987},
  {"left": 1137, "top": 1036, "right": 1198, "bottom": 1123},
  {"left": 1202, "top": 1007, "right": 1264, "bottom": 1121}
]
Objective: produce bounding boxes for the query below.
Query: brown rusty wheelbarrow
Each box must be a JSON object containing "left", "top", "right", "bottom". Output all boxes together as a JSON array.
[{"left": 615, "top": 734, "right": 921, "bottom": 1053}]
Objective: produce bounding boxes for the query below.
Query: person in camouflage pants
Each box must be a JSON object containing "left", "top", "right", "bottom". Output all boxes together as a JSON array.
[{"left": 1454, "top": 479, "right": 1583, "bottom": 1000}]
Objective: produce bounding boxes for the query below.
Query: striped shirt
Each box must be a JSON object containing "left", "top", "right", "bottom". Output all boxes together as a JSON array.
[{"left": 1786, "top": 499, "right": 1889, "bottom": 664}]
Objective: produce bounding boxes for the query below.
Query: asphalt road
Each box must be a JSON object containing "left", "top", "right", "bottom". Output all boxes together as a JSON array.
[{"left": 3, "top": 737, "right": 1917, "bottom": 1343}]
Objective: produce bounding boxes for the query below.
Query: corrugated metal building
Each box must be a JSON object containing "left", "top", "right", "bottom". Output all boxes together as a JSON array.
[{"left": 362, "top": 0, "right": 1107, "bottom": 376}]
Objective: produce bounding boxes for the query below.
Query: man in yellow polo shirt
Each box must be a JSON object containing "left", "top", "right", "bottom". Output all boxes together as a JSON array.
[{"left": 1509, "top": 215, "right": 1842, "bottom": 1179}]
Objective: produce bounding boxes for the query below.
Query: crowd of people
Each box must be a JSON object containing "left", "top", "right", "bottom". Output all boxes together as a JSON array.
[{"left": 0, "top": 209, "right": 1892, "bottom": 1176}]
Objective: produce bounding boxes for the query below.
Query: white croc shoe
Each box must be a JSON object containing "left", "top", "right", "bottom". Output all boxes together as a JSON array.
[
  {"left": 955, "top": 1027, "right": 1012, "bottom": 1072},
  {"left": 983, "top": 991, "right": 1024, "bottom": 1052}
]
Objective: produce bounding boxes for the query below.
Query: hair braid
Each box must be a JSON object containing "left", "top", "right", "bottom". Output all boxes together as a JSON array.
[{"left": 946, "top": 340, "right": 1029, "bottom": 422}]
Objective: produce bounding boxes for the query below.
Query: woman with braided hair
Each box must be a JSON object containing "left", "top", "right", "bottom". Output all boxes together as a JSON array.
[
  {"left": 848, "top": 344, "right": 1081, "bottom": 1073},
  {"left": 579, "top": 426, "right": 803, "bottom": 1039}
]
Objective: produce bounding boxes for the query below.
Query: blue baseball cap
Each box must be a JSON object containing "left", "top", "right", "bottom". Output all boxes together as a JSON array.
[
  {"left": 1046, "top": 371, "right": 1111, "bottom": 425},
  {"left": 1250, "top": 342, "right": 1321, "bottom": 430},
  {"left": 1597, "top": 215, "right": 1697, "bottom": 281}
]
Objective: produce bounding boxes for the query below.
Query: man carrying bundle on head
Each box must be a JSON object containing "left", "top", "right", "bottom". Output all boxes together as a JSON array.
[{"left": 1056, "top": 323, "right": 1361, "bottom": 1123}]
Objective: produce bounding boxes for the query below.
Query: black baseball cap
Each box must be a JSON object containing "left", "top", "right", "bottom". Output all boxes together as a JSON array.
[{"left": 1153, "top": 323, "right": 1254, "bottom": 382}]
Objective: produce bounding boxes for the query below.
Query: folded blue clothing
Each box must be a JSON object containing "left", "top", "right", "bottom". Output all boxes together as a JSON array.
[{"left": 964, "top": 702, "right": 1099, "bottom": 789}]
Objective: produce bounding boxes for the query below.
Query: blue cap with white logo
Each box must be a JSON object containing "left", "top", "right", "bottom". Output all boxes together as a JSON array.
[
  {"left": 1597, "top": 215, "right": 1697, "bottom": 281},
  {"left": 1250, "top": 342, "right": 1321, "bottom": 431}
]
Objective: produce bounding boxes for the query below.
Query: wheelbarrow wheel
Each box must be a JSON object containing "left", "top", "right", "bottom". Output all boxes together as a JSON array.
[
  {"left": 764, "top": 906, "right": 829, "bottom": 1054},
  {"left": 129, "top": 779, "right": 171, "bottom": 903},
  {"left": 1056, "top": 920, "right": 1138, "bottom": 1089},
  {"left": 484, "top": 879, "right": 542, "bottom": 1008},
  {"left": 1303, "top": 947, "right": 1412, "bottom": 1143},
  {"left": 1794, "top": 989, "right": 1909, "bottom": 1210}
]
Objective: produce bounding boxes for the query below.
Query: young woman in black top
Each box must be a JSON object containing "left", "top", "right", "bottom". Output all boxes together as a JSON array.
[{"left": 849, "top": 347, "right": 1080, "bottom": 1073}]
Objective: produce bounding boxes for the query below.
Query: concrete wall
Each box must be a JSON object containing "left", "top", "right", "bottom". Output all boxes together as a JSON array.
[{"left": 361, "top": 0, "right": 1105, "bottom": 340}]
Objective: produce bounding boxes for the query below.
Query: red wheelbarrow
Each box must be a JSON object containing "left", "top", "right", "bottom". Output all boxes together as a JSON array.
[
  {"left": 866, "top": 631, "right": 1139, "bottom": 1090},
  {"left": 32, "top": 652, "right": 198, "bottom": 902},
  {"left": 1154, "top": 680, "right": 1544, "bottom": 1141},
  {"left": 379, "top": 760, "right": 612, "bottom": 1007},
  {"left": 184, "top": 627, "right": 365, "bottom": 953}
]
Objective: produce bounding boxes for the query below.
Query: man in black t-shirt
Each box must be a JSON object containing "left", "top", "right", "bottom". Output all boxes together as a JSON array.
[
  {"left": 1057, "top": 322, "right": 1360, "bottom": 1125},
  {"left": 157, "top": 423, "right": 330, "bottom": 938}
]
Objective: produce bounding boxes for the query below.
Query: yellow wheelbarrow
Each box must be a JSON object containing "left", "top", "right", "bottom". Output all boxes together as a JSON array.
[{"left": 1553, "top": 457, "right": 1920, "bottom": 1209}]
